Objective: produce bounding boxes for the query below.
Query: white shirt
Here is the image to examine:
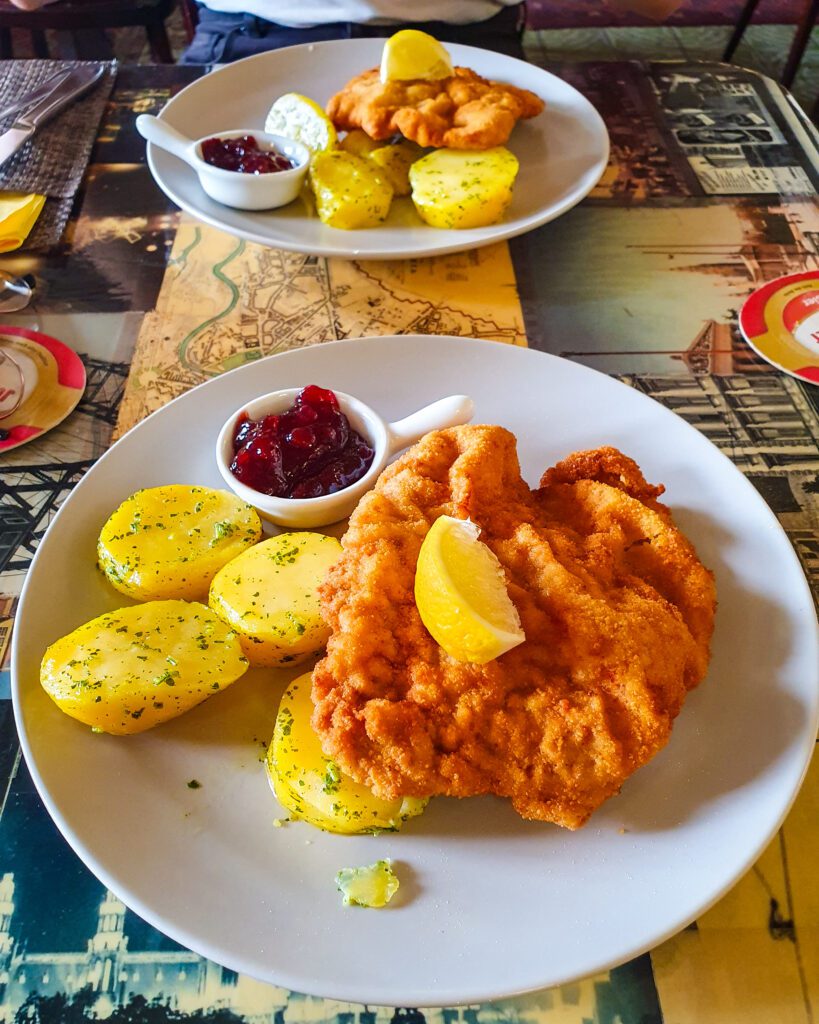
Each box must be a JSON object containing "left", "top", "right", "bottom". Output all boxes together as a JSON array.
[{"left": 198, "top": 0, "right": 517, "bottom": 29}]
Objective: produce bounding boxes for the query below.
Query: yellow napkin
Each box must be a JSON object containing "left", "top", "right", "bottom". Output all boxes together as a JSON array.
[{"left": 0, "top": 192, "right": 46, "bottom": 253}]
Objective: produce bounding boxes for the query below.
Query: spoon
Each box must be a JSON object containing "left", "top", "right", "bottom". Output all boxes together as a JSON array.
[
  {"left": 216, "top": 389, "right": 475, "bottom": 528},
  {"left": 135, "top": 114, "right": 311, "bottom": 212},
  {"left": 0, "top": 271, "right": 34, "bottom": 312}
]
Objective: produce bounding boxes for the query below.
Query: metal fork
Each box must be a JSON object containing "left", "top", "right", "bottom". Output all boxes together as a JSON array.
[{"left": 0, "top": 67, "right": 73, "bottom": 124}]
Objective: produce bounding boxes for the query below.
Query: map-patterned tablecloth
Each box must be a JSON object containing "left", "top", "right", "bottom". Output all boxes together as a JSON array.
[
  {"left": 1, "top": 59, "right": 819, "bottom": 1024},
  {"left": 115, "top": 230, "right": 526, "bottom": 434}
]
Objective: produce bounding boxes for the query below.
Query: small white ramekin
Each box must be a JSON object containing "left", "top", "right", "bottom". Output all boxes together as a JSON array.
[
  {"left": 136, "top": 114, "right": 310, "bottom": 212},
  {"left": 215, "top": 389, "right": 474, "bottom": 528}
]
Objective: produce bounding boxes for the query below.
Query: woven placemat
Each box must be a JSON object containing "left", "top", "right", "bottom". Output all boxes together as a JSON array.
[
  {"left": 22, "top": 196, "right": 75, "bottom": 253},
  {"left": 0, "top": 60, "right": 116, "bottom": 197}
]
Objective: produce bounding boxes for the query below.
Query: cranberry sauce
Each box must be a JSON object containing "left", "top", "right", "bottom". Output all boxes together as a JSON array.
[
  {"left": 200, "top": 135, "right": 293, "bottom": 175},
  {"left": 230, "top": 385, "right": 375, "bottom": 499}
]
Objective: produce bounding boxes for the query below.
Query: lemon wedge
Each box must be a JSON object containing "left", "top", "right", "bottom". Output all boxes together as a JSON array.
[
  {"left": 265, "top": 92, "right": 337, "bottom": 153},
  {"left": 380, "top": 30, "right": 454, "bottom": 83},
  {"left": 414, "top": 515, "right": 525, "bottom": 664}
]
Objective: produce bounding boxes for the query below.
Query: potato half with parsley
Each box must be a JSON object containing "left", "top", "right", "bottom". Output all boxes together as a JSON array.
[
  {"left": 266, "top": 672, "right": 426, "bottom": 834},
  {"left": 409, "top": 146, "right": 519, "bottom": 229},
  {"left": 309, "top": 151, "right": 394, "bottom": 229},
  {"left": 339, "top": 129, "right": 381, "bottom": 158},
  {"left": 368, "top": 140, "right": 423, "bottom": 197},
  {"left": 98, "top": 485, "right": 262, "bottom": 602},
  {"left": 40, "top": 600, "right": 248, "bottom": 735},
  {"left": 208, "top": 532, "right": 342, "bottom": 668}
]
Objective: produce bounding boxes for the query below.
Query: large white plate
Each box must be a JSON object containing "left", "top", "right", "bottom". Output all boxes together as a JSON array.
[
  {"left": 12, "top": 337, "right": 819, "bottom": 1006},
  {"left": 146, "top": 40, "right": 609, "bottom": 259}
]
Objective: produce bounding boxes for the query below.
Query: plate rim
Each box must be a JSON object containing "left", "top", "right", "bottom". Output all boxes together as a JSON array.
[
  {"left": 11, "top": 336, "right": 819, "bottom": 1005},
  {"left": 146, "top": 41, "right": 610, "bottom": 260}
]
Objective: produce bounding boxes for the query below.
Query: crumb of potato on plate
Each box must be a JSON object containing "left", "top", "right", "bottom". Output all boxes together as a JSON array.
[{"left": 335, "top": 860, "right": 399, "bottom": 908}]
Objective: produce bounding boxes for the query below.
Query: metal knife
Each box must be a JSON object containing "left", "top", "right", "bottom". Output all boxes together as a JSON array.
[
  {"left": 0, "top": 64, "right": 105, "bottom": 169},
  {"left": 0, "top": 68, "right": 73, "bottom": 124}
]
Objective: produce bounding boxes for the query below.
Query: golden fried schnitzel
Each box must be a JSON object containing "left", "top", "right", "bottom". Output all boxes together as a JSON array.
[
  {"left": 312, "top": 425, "right": 716, "bottom": 829},
  {"left": 326, "top": 67, "right": 544, "bottom": 150}
]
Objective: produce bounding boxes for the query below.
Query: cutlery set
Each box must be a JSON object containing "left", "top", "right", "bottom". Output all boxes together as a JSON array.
[{"left": 0, "top": 64, "right": 105, "bottom": 168}]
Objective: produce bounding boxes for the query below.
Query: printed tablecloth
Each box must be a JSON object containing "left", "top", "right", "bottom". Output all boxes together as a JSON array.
[{"left": 1, "top": 59, "right": 818, "bottom": 1024}]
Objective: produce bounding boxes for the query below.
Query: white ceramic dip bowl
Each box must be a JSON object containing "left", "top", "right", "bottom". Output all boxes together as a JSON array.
[
  {"left": 216, "top": 388, "right": 474, "bottom": 528},
  {"left": 136, "top": 114, "right": 310, "bottom": 212}
]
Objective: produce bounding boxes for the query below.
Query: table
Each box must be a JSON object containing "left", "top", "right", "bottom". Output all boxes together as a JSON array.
[{"left": 1, "top": 59, "right": 818, "bottom": 1024}]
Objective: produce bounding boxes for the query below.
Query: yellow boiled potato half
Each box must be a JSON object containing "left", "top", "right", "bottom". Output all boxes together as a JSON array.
[
  {"left": 409, "top": 147, "right": 519, "bottom": 229},
  {"left": 266, "top": 672, "right": 426, "bottom": 834},
  {"left": 309, "top": 151, "right": 394, "bottom": 229},
  {"left": 97, "top": 485, "right": 262, "bottom": 602},
  {"left": 368, "top": 140, "right": 423, "bottom": 197},
  {"left": 40, "top": 600, "right": 249, "bottom": 735},
  {"left": 414, "top": 515, "right": 525, "bottom": 664},
  {"left": 339, "top": 129, "right": 381, "bottom": 158},
  {"left": 208, "top": 532, "right": 342, "bottom": 667}
]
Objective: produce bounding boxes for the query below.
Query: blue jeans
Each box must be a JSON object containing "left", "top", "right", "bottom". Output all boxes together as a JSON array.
[{"left": 181, "top": 3, "right": 525, "bottom": 63}]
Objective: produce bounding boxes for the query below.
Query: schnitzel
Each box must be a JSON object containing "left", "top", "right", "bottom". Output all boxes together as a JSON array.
[
  {"left": 313, "top": 427, "right": 716, "bottom": 828},
  {"left": 312, "top": 425, "right": 716, "bottom": 829},
  {"left": 325, "top": 67, "right": 545, "bottom": 150},
  {"left": 327, "top": 67, "right": 544, "bottom": 150}
]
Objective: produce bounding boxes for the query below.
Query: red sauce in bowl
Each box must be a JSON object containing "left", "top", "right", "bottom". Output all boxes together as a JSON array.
[
  {"left": 201, "top": 135, "right": 294, "bottom": 175},
  {"left": 230, "top": 385, "right": 375, "bottom": 499}
]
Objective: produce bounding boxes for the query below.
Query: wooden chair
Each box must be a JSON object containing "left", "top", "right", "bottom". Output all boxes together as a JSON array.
[
  {"left": 723, "top": 0, "right": 819, "bottom": 90},
  {"left": 0, "top": 0, "right": 178, "bottom": 61},
  {"left": 179, "top": 0, "right": 199, "bottom": 38}
]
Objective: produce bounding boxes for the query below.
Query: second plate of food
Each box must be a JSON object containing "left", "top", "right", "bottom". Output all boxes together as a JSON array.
[
  {"left": 145, "top": 39, "right": 609, "bottom": 259},
  {"left": 12, "top": 336, "right": 819, "bottom": 1006}
]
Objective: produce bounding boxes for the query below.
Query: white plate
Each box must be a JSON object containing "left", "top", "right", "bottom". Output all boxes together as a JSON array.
[
  {"left": 12, "top": 337, "right": 819, "bottom": 1006},
  {"left": 146, "top": 40, "right": 609, "bottom": 259}
]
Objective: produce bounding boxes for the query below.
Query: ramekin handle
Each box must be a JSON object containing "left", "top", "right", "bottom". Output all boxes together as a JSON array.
[{"left": 386, "top": 395, "right": 474, "bottom": 454}]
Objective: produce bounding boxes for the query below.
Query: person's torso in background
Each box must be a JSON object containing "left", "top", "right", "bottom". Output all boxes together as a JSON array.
[{"left": 197, "top": 0, "right": 518, "bottom": 29}]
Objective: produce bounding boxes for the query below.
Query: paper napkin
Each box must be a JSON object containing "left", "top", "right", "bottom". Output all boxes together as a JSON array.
[{"left": 0, "top": 192, "right": 46, "bottom": 252}]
